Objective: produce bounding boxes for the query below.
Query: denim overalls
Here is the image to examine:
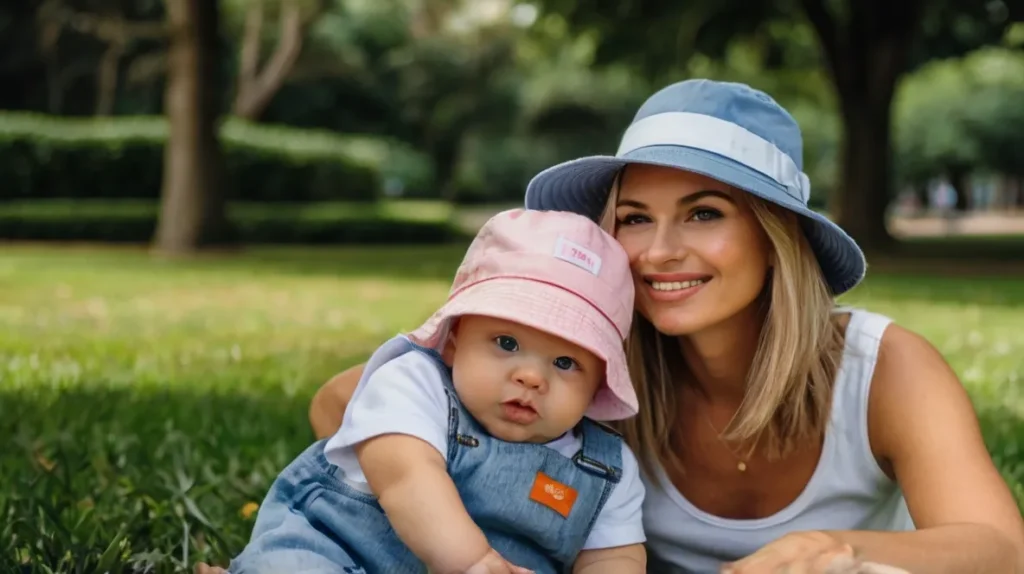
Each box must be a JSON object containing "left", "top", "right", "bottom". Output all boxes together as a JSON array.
[{"left": 229, "top": 341, "right": 624, "bottom": 574}]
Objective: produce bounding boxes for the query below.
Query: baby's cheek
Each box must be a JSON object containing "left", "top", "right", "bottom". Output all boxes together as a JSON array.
[
  {"left": 452, "top": 375, "right": 495, "bottom": 419},
  {"left": 553, "top": 382, "right": 595, "bottom": 420}
]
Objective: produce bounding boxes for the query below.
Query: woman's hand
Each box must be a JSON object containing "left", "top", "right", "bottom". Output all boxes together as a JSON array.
[
  {"left": 193, "top": 564, "right": 227, "bottom": 574},
  {"left": 309, "top": 363, "right": 366, "bottom": 438},
  {"left": 720, "top": 531, "right": 911, "bottom": 574}
]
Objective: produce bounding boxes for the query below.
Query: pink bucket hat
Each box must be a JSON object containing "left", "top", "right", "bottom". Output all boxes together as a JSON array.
[{"left": 407, "top": 208, "right": 637, "bottom": 421}]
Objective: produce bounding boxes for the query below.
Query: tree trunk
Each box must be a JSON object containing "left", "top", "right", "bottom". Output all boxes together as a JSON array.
[
  {"left": 833, "top": 95, "right": 896, "bottom": 250},
  {"left": 801, "top": 0, "right": 921, "bottom": 252},
  {"left": 232, "top": 0, "right": 305, "bottom": 121},
  {"left": 154, "top": 0, "right": 230, "bottom": 254},
  {"left": 95, "top": 40, "right": 124, "bottom": 116},
  {"left": 38, "top": 7, "right": 65, "bottom": 114}
]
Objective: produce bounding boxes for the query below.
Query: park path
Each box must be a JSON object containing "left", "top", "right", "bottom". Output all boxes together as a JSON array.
[{"left": 888, "top": 212, "right": 1024, "bottom": 237}]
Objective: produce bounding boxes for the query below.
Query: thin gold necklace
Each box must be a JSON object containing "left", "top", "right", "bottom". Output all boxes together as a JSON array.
[{"left": 702, "top": 412, "right": 751, "bottom": 472}]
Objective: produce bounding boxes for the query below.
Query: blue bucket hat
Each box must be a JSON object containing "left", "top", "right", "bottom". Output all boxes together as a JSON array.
[{"left": 524, "top": 79, "right": 866, "bottom": 295}]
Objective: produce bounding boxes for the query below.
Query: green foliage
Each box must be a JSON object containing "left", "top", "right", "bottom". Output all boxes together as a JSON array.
[
  {"left": 516, "top": 15, "right": 841, "bottom": 208},
  {"left": 0, "top": 113, "right": 435, "bottom": 203},
  {"left": 893, "top": 47, "right": 1024, "bottom": 184},
  {"left": 909, "top": 0, "right": 1024, "bottom": 69},
  {"left": 965, "top": 85, "right": 1024, "bottom": 177},
  {"left": 451, "top": 132, "right": 562, "bottom": 204},
  {"left": 533, "top": 0, "right": 778, "bottom": 79},
  {"left": 2, "top": 245, "right": 1023, "bottom": 571},
  {"left": 251, "top": 0, "right": 527, "bottom": 200},
  {"left": 530, "top": 0, "right": 1024, "bottom": 212},
  {"left": 893, "top": 58, "right": 981, "bottom": 186},
  {"left": 533, "top": 0, "right": 1023, "bottom": 82},
  {"left": 0, "top": 200, "right": 463, "bottom": 244}
]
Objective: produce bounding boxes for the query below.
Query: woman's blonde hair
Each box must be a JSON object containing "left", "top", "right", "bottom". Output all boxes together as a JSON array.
[{"left": 599, "top": 171, "right": 846, "bottom": 480}]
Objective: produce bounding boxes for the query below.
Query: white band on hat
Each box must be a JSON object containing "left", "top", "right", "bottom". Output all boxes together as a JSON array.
[{"left": 615, "top": 111, "right": 810, "bottom": 203}]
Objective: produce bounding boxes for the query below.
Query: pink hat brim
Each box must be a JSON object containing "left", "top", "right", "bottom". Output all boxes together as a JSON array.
[{"left": 408, "top": 277, "right": 637, "bottom": 421}]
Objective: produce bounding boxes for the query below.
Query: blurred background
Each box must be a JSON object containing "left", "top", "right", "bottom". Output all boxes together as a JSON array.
[{"left": 1, "top": 0, "right": 1023, "bottom": 571}]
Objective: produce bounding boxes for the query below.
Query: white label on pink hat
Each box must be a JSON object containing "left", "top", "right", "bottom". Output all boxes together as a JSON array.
[{"left": 554, "top": 236, "right": 603, "bottom": 276}]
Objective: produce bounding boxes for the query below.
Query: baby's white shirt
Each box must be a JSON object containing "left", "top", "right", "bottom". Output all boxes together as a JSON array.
[{"left": 323, "top": 336, "right": 646, "bottom": 551}]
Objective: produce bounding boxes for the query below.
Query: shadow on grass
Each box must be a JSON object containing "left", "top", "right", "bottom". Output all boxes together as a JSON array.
[
  {"left": 893, "top": 235, "right": 1024, "bottom": 258},
  {"left": 842, "top": 272, "right": 1024, "bottom": 308},
  {"left": 1, "top": 386, "right": 323, "bottom": 573},
  {"left": 864, "top": 236, "right": 1024, "bottom": 278}
]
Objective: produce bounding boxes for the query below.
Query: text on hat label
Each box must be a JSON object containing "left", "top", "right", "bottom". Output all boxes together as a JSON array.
[{"left": 554, "top": 236, "right": 603, "bottom": 276}]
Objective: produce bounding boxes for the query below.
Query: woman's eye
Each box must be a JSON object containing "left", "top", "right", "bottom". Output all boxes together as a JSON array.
[
  {"left": 553, "top": 356, "right": 578, "bottom": 371},
  {"left": 617, "top": 213, "right": 649, "bottom": 226},
  {"left": 495, "top": 336, "right": 518, "bottom": 352},
  {"left": 692, "top": 208, "right": 722, "bottom": 222}
]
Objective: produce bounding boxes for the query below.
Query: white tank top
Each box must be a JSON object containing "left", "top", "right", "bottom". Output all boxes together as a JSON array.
[{"left": 643, "top": 308, "right": 915, "bottom": 572}]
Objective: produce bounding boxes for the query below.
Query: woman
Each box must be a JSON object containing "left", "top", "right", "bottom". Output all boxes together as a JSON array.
[{"left": 312, "top": 80, "right": 1024, "bottom": 573}]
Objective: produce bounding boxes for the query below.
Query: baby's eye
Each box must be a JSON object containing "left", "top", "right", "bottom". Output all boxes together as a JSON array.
[
  {"left": 495, "top": 335, "right": 519, "bottom": 352},
  {"left": 553, "top": 356, "right": 578, "bottom": 371}
]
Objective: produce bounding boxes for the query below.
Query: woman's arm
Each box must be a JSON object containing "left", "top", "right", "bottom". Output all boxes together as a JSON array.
[
  {"left": 831, "top": 323, "right": 1024, "bottom": 572},
  {"left": 724, "top": 323, "right": 1024, "bottom": 574},
  {"left": 309, "top": 362, "right": 366, "bottom": 438}
]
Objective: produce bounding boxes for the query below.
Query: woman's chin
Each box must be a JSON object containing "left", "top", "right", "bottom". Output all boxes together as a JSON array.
[
  {"left": 644, "top": 300, "right": 763, "bottom": 339},
  {"left": 648, "top": 313, "right": 708, "bottom": 337}
]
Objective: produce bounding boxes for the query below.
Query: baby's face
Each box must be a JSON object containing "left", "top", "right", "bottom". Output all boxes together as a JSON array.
[{"left": 445, "top": 315, "right": 605, "bottom": 444}]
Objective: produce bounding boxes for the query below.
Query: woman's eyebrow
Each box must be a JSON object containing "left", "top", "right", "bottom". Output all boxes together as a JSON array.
[
  {"left": 616, "top": 189, "right": 735, "bottom": 209},
  {"left": 681, "top": 190, "right": 735, "bottom": 205}
]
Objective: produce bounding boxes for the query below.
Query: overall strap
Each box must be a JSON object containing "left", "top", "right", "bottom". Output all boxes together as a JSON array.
[
  {"left": 407, "top": 341, "right": 482, "bottom": 452},
  {"left": 406, "top": 341, "right": 458, "bottom": 397},
  {"left": 572, "top": 419, "right": 623, "bottom": 483}
]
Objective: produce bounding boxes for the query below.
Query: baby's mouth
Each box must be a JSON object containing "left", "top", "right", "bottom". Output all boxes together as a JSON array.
[{"left": 501, "top": 398, "right": 539, "bottom": 424}]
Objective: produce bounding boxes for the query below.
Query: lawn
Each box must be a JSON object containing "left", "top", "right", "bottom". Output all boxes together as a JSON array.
[{"left": 2, "top": 244, "right": 1023, "bottom": 572}]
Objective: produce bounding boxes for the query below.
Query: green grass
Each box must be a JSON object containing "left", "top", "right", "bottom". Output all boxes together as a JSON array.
[{"left": 2, "top": 245, "right": 1023, "bottom": 572}]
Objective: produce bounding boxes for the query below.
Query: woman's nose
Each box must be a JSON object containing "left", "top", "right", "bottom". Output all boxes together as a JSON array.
[{"left": 643, "top": 225, "right": 685, "bottom": 266}]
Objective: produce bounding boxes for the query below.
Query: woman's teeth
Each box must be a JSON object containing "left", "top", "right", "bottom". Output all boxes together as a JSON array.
[{"left": 650, "top": 279, "right": 708, "bottom": 291}]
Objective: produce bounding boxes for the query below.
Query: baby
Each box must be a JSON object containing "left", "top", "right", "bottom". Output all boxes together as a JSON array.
[{"left": 227, "top": 208, "right": 645, "bottom": 574}]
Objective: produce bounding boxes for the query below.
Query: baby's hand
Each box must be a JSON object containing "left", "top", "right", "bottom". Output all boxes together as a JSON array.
[{"left": 463, "top": 548, "right": 535, "bottom": 574}]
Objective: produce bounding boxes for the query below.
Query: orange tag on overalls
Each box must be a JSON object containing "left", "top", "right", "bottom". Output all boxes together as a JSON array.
[{"left": 529, "top": 472, "right": 577, "bottom": 518}]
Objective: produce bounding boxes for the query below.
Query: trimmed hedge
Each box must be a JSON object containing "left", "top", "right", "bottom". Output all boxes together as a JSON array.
[
  {"left": 0, "top": 200, "right": 465, "bottom": 244},
  {"left": 0, "top": 113, "right": 436, "bottom": 203}
]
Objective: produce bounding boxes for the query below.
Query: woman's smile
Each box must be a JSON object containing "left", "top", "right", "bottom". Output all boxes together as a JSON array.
[{"left": 642, "top": 272, "right": 712, "bottom": 303}]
